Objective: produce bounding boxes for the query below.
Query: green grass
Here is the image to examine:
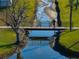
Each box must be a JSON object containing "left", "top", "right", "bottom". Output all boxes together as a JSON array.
[
  {"left": 60, "top": 30, "right": 79, "bottom": 52},
  {"left": 0, "top": 29, "right": 16, "bottom": 55},
  {"left": 59, "top": 0, "right": 79, "bottom": 52},
  {"left": 59, "top": 0, "right": 79, "bottom": 27}
]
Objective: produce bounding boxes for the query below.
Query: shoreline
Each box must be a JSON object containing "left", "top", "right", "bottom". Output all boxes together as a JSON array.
[
  {"left": 50, "top": 31, "right": 79, "bottom": 58},
  {"left": 0, "top": 45, "right": 16, "bottom": 59},
  {"left": 53, "top": 41, "right": 79, "bottom": 58}
]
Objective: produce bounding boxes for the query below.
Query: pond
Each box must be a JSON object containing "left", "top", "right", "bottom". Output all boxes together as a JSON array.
[{"left": 9, "top": 0, "right": 68, "bottom": 59}]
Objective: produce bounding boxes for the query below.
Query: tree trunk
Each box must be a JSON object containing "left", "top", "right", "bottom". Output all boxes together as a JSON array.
[
  {"left": 70, "top": 0, "right": 73, "bottom": 31},
  {"left": 55, "top": 0, "right": 62, "bottom": 27},
  {"left": 76, "top": 0, "right": 78, "bottom": 10},
  {"left": 16, "top": 32, "right": 20, "bottom": 44}
]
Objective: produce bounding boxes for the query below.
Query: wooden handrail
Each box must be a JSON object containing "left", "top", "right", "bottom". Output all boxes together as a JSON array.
[{"left": 0, "top": 26, "right": 79, "bottom": 30}]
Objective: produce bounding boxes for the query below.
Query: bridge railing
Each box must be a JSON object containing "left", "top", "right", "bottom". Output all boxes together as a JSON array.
[{"left": 0, "top": 26, "right": 79, "bottom": 30}]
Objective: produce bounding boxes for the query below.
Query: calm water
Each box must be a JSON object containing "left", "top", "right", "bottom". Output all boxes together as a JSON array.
[
  {"left": 9, "top": 40, "right": 68, "bottom": 59},
  {"left": 9, "top": 0, "right": 68, "bottom": 59}
]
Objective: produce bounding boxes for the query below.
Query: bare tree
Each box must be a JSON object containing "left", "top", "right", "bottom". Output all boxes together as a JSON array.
[{"left": 0, "top": 0, "right": 27, "bottom": 44}]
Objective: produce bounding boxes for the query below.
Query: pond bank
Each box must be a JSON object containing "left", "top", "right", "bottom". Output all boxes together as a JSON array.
[
  {"left": 53, "top": 41, "right": 79, "bottom": 58},
  {"left": 0, "top": 29, "right": 16, "bottom": 58},
  {"left": 51, "top": 30, "right": 79, "bottom": 58},
  {"left": 0, "top": 45, "right": 16, "bottom": 59},
  {"left": 0, "top": 28, "right": 28, "bottom": 59}
]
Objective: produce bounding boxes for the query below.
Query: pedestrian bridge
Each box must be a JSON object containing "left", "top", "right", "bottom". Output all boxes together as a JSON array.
[
  {"left": 0, "top": 26, "right": 78, "bottom": 30},
  {"left": 0, "top": 26, "right": 78, "bottom": 38}
]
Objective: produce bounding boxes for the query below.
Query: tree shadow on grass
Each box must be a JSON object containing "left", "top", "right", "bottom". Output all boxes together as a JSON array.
[
  {"left": 68, "top": 41, "right": 79, "bottom": 49},
  {"left": 0, "top": 43, "right": 16, "bottom": 48},
  {"left": 0, "top": 43, "right": 17, "bottom": 59}
]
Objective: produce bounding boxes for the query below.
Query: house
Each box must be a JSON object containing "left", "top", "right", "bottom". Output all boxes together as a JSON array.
[{"left": 0, "top": 0, "right": 12, "bottom": 8}]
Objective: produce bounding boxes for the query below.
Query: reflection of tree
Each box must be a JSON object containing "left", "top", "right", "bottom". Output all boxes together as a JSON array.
[
  {"left": 16, "top": 36, "right": 28, "bottom": 59},
  {"left": 17, "top": 50, "right": 23, "bottom": 59}
]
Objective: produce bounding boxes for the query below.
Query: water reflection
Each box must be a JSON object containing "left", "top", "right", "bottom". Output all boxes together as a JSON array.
[
  {"left": 9, "top": 40, "right": 68, "bottom": 59},
  {"left": 17, "top": 52, "right": 23, "bottom": 59}
]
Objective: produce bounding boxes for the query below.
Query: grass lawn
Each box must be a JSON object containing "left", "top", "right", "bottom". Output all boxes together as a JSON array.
[
  {"left": 60, "top": 30, "right": 79, "bottom": 52},
  {"left": 0, "top": 29, "right": 16, "bottom": 55},
  {"left": 59, "top": 0, "right": 79, "bottom": 27},
  {"left": 58, "top": 0, "right": 79, "bottom": 52}
]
